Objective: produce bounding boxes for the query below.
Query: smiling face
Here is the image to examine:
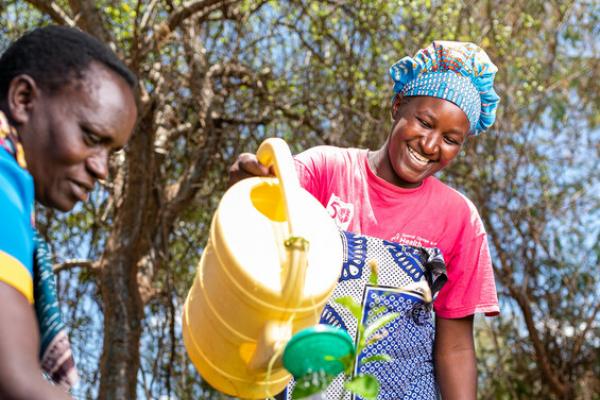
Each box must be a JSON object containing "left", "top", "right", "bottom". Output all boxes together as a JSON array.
[
  {"left": 12, "top": 62, "right": 137, "bottom": 211},
  {"left": 372, "top": 95, "right": 470, "bottom": 188}
]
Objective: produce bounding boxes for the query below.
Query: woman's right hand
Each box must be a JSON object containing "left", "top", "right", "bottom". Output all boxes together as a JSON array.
[
  {"left": 228, "top": 152, "right": 274, "bottom": 187},
  {"left": 0, "top": 283, "right": 72, "bottom": 400}
]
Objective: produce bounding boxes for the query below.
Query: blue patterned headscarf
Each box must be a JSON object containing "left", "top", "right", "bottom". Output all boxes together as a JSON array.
[{"left": 389, "top": 41, "right": 500, "bottom": 135}]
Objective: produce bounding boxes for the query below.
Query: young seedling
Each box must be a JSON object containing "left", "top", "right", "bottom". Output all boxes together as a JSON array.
[{"left": 291, "top": 260, "right": 400, "bottom": 400}]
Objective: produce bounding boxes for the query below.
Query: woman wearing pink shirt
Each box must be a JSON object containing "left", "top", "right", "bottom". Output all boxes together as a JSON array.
[{"left": 230, "top": 41, "right": 500, "bottom": 399}]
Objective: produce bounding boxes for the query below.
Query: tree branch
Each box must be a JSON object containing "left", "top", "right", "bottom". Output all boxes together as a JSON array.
[
  {"left": 68, "top": 0, "right": 114, "bottom": 45},
  {"left": 571, "top": 300, "right": 600, "bottom": 358},
  {"left": 153, "top": 0, "right": 241, "bottom": 47},
  {"left": 53, "top": 259, "right": 100, "bottom": 274},
  {"left": 24, "top": 0, "right": 77, "bottom": 26},
  {"left": 509, "top": 286, "right": 567, "bottom": 397},
  {"left": 139, "top": 0, "right": 160, "bottom": 33}
]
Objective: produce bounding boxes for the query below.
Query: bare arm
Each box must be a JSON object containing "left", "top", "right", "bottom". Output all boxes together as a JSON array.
[
  {"left": 434, "top": 315, "right": 477, "bottom": 400},
  {"left": 0, "top": 282, "right": 71, "bottom": 400}
]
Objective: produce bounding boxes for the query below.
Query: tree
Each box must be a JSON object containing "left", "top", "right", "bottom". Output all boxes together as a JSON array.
[{"left": 1, "top": 0, "right": 597, "bottom": 398}]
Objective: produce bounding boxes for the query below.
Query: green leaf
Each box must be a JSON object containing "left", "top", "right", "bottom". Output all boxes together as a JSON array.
[
  {"left": 368, "top": 305, "right": 387, "bottom": 319},
  {"left": 335, "top": 296, "right": 362, "bottom": 320},
  {"left": 360, "top": 354, "right": 393, "bottom": 365},
  {"left": 338, "top": 353, "right": 356, "bottom": 374},
  {"left": 364, "top": 312, "right": 400, "bottom": 340},
  {"left": 291, "top": 371, "right": 334, "bottom": 399},
  {"left": 344, "top": 374, "right": 380, "bottom": 399},
  {"left": 367, "top": 259, "right": 379, "bottom": 286}
]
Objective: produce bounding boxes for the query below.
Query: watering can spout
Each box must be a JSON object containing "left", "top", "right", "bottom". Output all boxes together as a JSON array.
[{"left": 247, "top": 321, "right": 292, "bottom": 372}]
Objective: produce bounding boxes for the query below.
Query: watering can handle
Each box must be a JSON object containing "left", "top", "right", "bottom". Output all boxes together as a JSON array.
[
  {"left": 256, "top": 138, "right": 307, "bottom": 304},
  {"left": 256, "top": 138, "right": 302, "bottom": 233}
]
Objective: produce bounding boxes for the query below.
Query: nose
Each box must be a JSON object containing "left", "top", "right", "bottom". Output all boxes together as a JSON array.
[
  {"left": 419, "top": 132, "right": 442, "bottom": 156},
  {"left": 86, "top": 149, "right": 109, "bottom": 180}
]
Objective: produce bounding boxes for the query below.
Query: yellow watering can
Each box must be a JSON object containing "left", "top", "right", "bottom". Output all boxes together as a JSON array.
[{"left": 182, "top": 138, "right": 343, "bottom": 398}]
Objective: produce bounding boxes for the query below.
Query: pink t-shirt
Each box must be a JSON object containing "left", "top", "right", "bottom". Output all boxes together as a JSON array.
[{"left": 295, "top": 145, "right": 499, "bottom": 318}]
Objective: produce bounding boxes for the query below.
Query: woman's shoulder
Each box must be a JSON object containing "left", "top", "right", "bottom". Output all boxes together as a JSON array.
[
  {"left": 295, "top": 145, "right": 367, "bottom": 168},
  {"left": 297, "top": 145, "right": 366, "bottom": 157},
  {"left": 0, "top": 148, "right": 33, "bottom": 203},
  {"left": 427, "top": 177, "right": 482, "bottom": 219}
]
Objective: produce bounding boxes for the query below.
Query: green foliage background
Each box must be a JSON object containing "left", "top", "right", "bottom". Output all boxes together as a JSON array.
[{"left": 1, "top": 0, "right": 598, "bottom": 399}]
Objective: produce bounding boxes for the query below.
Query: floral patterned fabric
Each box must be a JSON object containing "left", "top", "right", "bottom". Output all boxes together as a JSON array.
[{"left": 286, "top": 230, "right": 447, "bottom": 399}]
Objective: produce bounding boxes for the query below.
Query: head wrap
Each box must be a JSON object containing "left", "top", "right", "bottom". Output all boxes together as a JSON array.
[{"left": 389, "top": 41, "right": 500, "bottom": 135}]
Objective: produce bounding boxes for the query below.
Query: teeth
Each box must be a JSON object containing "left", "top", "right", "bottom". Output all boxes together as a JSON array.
[{"left": 408, "top": 147, "right": 429, "bottom": 164}]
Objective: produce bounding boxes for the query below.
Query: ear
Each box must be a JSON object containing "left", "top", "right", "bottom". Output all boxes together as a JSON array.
[
  {"left": 391, "top": 93, "right": 404, "bottom": 120},
  {"left": 6, "top": 74, "right": 40, "bottom": 126}
]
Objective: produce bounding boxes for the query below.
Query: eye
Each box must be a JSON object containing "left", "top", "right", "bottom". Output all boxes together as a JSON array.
[
  {"left": 83, "top": 127, "right": 103, "bottom": 146},
  {"left": 416, "top": 117, "right": 432, "bottom": 129},
  {"left": 443, "top": 135, "right": 462, "bottom": 146}
]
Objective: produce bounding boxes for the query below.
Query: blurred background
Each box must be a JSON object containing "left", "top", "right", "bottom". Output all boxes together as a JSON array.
[{"left": 1, "top": 0, "right": 598, "bottom": 398}]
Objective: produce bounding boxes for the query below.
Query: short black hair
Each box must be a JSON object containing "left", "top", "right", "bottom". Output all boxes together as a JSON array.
[{"left": 0, "top": 25, "right": 136, "bottom": 99}]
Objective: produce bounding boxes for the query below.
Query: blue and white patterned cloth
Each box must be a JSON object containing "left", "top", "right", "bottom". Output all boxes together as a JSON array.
[
  {"left": 389, "top": 41, "right": 500, "bottom": 135},
  {"left": 285, "top": 231, "right": 447, "bottom": 399}
]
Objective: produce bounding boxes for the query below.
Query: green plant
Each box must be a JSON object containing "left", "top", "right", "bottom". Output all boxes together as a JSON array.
[{"left": 292, "top": 261, "right": 399, "bottom": 400}]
